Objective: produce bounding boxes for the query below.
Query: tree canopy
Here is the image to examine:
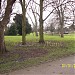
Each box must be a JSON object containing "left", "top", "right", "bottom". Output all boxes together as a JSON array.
[
  {"left": 13, "top": 14, "right": 32, "bottom": 35},
  {"left": 6, "top": 23, "right": 17, "bottom": 36}
]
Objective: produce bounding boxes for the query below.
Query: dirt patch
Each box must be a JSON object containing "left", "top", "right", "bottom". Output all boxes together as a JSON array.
[
  {"left": 12, "top": 48, "right": 48, "bottom": 61},
  {"left": 0, "top": 41, "right": 68, "bottom": 64},
  {"left": 0, "top": 45, "right": 48, "bottom": 63}
]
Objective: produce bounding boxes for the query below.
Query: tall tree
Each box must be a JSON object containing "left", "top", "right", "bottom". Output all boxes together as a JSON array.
[
  {"left": 58, "top": 0, "right": 64, "bottom": 37},
  {"left": 20, "top": 0, "right": 26, "bottom": 45},
  {"left": 48, "top": 0, "right": 64, "bottom": 37},
  {"left": 50, "top": 0, "right": 75, "bottom": 37},
  {"left": 57, "top": 4, "right": 64, "bottom": 37},
  {"left": 20, "top": 0, "right": 31, "bottom": 45},
  {"left": 0, "top": 0, "right": 16, "bottom": 54},
  {"left": 39, "top": 0, "right": 44, "bottom": 43}
]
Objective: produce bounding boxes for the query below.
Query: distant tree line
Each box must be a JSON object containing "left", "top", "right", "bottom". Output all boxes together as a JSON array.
[{"left": 5, "top": 14, "right": 32, "bottom": 36}]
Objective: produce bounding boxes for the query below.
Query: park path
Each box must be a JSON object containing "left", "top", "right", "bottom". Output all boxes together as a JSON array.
[{"left": 1, "top": 55, "right": 75, "bottom": 75}]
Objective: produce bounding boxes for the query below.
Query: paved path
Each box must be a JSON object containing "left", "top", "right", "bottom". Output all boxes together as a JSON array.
[{"left": 1, "top": 55, "right": 75, "bottom": 75}]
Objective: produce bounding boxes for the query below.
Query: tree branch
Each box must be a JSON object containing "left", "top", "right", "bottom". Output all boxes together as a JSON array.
[
  {"left": 27, "top": 12, "right": 35, "bottom": 26},
  {"left": 26, "top": 0, "right": 32, "bottom": 9},
  {"left": 43, "top": 0, "right": 75, "bottom": 22},
  {"left": 0, "top": 0, "right": 1, "bottom": 9},
  {"left": 1, "top": 0, "right": 16, "bottom": 27},
  {"left": 32, "top": 0, "right": 39, "bottom": 6}
]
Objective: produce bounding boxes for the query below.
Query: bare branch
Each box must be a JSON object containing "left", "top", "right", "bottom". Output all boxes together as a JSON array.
[
  {"left": 26, "top": 0, "right": 32, "bottom": 9},
  {"left": 43, "top": 8, "right": 55, "bottom": 21},
  {"left": 32, "top": 0, "right": 39, "bottom": 6},
  {"left": 19, "top": 0, "right": 22, "bottom": 6},
  {"left": 27, "top": 12, "right": 35, "bottom": 26},
  {"left": 0, "top": 0, "right": 1, "bottom": 9},
  {"left": 43, "top": 0, "right": 75, "bottom": 21},
  {"left": 1, "top": 0, "right": 16, "bottom": 27},
  {"left": 43, "top": 1, "right": 54, "bottom": 10}
]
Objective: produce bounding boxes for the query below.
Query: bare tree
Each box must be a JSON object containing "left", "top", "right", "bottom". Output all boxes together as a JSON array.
[
  {"left": 0, "top": 0, "right": 16, "bottom": 54},
  {"left": 58, "top": 1, "right": 64, "bottom": 37},
  {"left": 27, "top": 0, "right": 75, "bottom": 42},
  {"left": 49, "top": 0, "right": 75, "bottom": 37},
  {"left": 20, "top": 0, "right": 32, "bottom": 45},
  {"left": 20, "top": 0, "right": 26, "bottom": 45},
  {"left": 28, "top": 1, "right": 38, "bottom": 36},
  {"left": 39, "top": 0, "right": 45, "bottom": 43},
  {"left": 49, "top": 0, "right": 65, "bottom": 37},
  {"left": 71, "top": 3, "right": 75, "bottom": 31}
]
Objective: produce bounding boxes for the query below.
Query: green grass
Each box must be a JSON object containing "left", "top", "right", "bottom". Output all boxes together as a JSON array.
[
  {"left": 44, "top": 34, "right": 75, "bottom": 41},
  {"left": 5, "top": 34, "right": 38, "bottom": 43},
  {"left": 0, "top": 33, "right": 75, "bottom": 74},
  {"left": 5, "top": 33, "right": 75, "bottom": 42}
]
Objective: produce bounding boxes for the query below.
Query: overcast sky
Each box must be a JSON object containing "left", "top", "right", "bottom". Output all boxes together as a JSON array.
[
  {"left": 9, "top": 0, "right": 75, "bottom": 28},
  {"left": 10, "top": 0, "right": 53, "bottom": 28}
]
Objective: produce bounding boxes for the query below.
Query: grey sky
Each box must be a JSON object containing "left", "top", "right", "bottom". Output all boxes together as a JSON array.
[{"left": 9, "top": 0, "right": 75, "bottom": 28}]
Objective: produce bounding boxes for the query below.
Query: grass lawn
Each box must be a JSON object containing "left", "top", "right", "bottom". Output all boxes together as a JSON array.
[
  {"left": 0, "top": 33, "right": 75, "bottom": 74},
  {"left": 5, "top": 33, "right": 75, "bottom": 42}
]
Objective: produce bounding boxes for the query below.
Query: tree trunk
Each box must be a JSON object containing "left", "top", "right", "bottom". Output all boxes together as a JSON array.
[
  {"left": 21, "top": 0, "right": 26, "bottom": 45},
  {"left": 58, "top": 3, "right": 64, "bottom": 38},
  {"left": 60, "top": 5, "right": 64, "bottom": 38},
  {"left": 60, "top": 24, "right": 64, "bottom": 37},
  {"left": 35, "top": 31, "right": 38, "bottom": 36},
  {"left": 34, "top": 11, "right": 38, "bottom": 37},
  {"left": 0, "top": 0, "right": 16, "bottom": 54},
  {"left": 0, "top": 27, "right": 7, "bottom": 54},
  {"left": 35, "top": 23, "right": 38, "bottom": 36},
  {"left": 39, "top": 0, "right": 44, "bottom": 43},
  {"left": 60, "top": 20, "right": 64, "bottom": 38}
]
